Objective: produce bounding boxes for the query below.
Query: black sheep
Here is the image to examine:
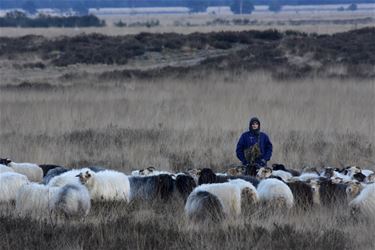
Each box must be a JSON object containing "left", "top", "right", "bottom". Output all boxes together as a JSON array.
[
  {"left": 175, "top": 174, "right": 196, "bottom": 202},
  {"left": 198, "top": 168, "right": 259, "bottom": 187},
  {"left": 272, "top": 163, "right": 300, "bottom": 176}
]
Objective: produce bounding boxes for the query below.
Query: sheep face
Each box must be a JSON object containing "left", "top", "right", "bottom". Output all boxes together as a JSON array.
[
  {"left": 331, "top": 177, "right": 344, "bottom": 184},
  {"left": 322, "top": 167, "right": 335, "bottom": 178},
  {"left": 187, "top": 168, "right": 200, "bottom": 177},
  {"left": 307, "top": 179, "right": 320, "bottom": 193},
  {"left": 139, "top": 166, "right": 155, "bottom": 176},
  {"left": 367, "top": 173, "right": 375, "bottom": 183},
  {"left": 347, "top": 166, "right": 361, "bottom": 176},
  {"left": 256, "top": 167, "right": 272, "bottom": 179},
  {"left": 0, "top": 158, "right": 11, "bottom": 165},
  {"left": 346, "top": 182, "right": 362, "bottom": 199},
  {"left": 76, "top": 171, "right": 92, "bottom": 185},
  {"left": 227, "top": 166, "right": 244, "bottom": 176},
  {"left": 306, "top": 179, "right": 321, "bottom": 205}
]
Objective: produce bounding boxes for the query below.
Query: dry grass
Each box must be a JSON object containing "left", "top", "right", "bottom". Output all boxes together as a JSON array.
[
  {"left": 1, "top": 71, "right": 374, "bottom": 171},
  {"left": 0, "top": 197, "right": 374, "bottom": 250}
]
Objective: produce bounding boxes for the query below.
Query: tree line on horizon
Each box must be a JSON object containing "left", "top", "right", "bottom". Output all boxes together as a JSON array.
[{"left": 1, "top": 0, "right": 371, "bottom": 15}]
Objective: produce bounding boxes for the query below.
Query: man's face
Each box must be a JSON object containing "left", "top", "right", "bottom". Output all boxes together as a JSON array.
[{"left": 251, "top": 122, "right": 259, "bottom": 130}]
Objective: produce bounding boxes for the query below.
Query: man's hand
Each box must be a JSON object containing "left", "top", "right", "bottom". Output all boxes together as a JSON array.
[{"left": 260, "top": 159, "right": 267, "bottom": 166}]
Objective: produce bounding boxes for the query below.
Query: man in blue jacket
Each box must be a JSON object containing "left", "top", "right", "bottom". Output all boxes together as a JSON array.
[{"left": 236, "top": 117, "right": 273, "bottom": 174}]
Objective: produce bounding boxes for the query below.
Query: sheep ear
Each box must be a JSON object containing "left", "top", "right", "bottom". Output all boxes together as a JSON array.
[{"left": 147, "top": 166, "right": 155, "bottom": 171}]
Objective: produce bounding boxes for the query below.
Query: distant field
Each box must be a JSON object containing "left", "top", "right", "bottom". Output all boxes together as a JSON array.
[{"left": 0, "top": 7, "right": 375, "bottom": 37}]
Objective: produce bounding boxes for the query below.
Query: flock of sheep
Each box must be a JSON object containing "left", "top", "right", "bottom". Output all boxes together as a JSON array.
[{"left": 1, "top": 157, "right": 375, "bottom": 223}]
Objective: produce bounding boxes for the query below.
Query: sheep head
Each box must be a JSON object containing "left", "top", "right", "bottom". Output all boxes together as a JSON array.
[
  {"left": 76, "top": 171, "right": 92, "bottom": 185},
  {"left": 346, "top": 182, "right": 362, "bottom": 199},
  {"left": 347, "top": 166, "right": 361, "bottom": 176},
  {"left": 272, "top": 164, "right": 287, "bottom": 171},
  {"left": 227, "top": 166, "right": 244, "bottom": 176},
  {"left": 256, "top": 167, "right": 272, "bottom": 179},
  {"left": 307, "top": 179, "right": 320, "bottom": 193},
  {"left": 187, "top": 168, "right": 201, "bottom": 177},
  {"left": 198, "top": 168, "right": 216, "bottom": 184},
  {"left": 0, "top": 158, "right": 11, "bottom": 165},
  {"left": 139, "top": 166, "right": 155, "bottom": 176},
  {"left": 331, "top": 177, "right": 343, "bottom": 184},
  {"left": 322, "top": 167, "right": 335, "bottom": 178},
  {"left": 367, "top": 173, "right": 375, "bottom": 183}
]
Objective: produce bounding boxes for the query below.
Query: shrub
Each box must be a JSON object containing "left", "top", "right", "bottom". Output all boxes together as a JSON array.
[
  {"left": 0, "top": 12, "right": 105, "bottom": 27},
  {"left": 347, "top": 3, "right": 358, "bottom": 11},
  {"left": 230, "top": 0, "right": 255, "bottom": 15},
  {"left": 269, "top": 0, "right": 283, "bottom": 13}
]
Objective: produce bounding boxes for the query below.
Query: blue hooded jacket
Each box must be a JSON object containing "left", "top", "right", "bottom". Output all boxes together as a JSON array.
[{"left": 236, "top": 117, "right": 273, "bottom": 166}]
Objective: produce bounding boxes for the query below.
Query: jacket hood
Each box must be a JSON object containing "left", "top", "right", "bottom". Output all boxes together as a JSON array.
[{"left": 249, "top": 117, "right": 261, "bottom": 133}]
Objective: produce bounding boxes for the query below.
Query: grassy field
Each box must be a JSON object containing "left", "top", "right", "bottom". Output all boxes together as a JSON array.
[
  {"left": 0, "top": 12, "right": 375, "bottom": 249},
  {"left": 1, "top": 72, "right": 374, "bottom": 171}
]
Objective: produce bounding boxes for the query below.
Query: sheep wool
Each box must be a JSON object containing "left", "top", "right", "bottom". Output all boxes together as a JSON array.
[
  {"left": 48, "top": 168, "right": 91, "bottom": 187},
  {"left": 257, "top": 178, "right": 294, "bottom": 208},
  {"left": 0, "top": 172, "right": 29, "bottom": 202},
  {"left": 78, "top": 170, "right": 130, "bottom": 202},
  {"left": 349, "top": 183, "right": 375, "bottom": 219},
  {"left": 8, "top": 162, "right": 43, "bottom": 183}
]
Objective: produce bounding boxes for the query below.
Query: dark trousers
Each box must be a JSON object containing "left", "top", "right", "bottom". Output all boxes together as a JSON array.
[{"left": 245, "top": 164, "right": 259, "bottom": 177}]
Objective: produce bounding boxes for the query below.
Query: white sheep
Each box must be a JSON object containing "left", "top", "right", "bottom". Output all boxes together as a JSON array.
[
  {"left": 16, "top": 183, "right": 56, "bottom": 217},
  {"left": 184, "top": 189, "right": 224, "bottom": 223},
  {"left": 256, "top": 167, "right": 292, "bottom": 182},
  {"left": 272, "top": 170, "right": 293, "bottom": 182},
  {"left": 291, "top": 172, "right": 320, "bottom": 182},
  {"left": 361, "top": 169, "right": 374, "bottom": 177},
  {"left": 187, "top": 180, "right": 257, "bottom": 219},
  {"left": 257, "top": 178, "right": 294, "bottom": 209},
  {"left": 16, "top": 183, "right": 90, "bottom": 218},
  {"left": 348, "top": 183, "right": 375, "bottom": 219},
  {"left": 0, "top": 164, "right": 15, "bottom": 174},
  {"left": 0, "top": 172, "right": 29, "bottom": 202},
  {"left": 131, "top": 166, "right": 171, "bottom": 177},
  {"left": 77, "top": 170, "right": 130, "bottom": 202},
  {"left": 48, "top": 168, "right": 91, "bottom": 187},
  {"left": 7, "top": 161, "right": 43, "bottom": 183},
  {"left": 50, "top": 184, "right": 91, "bottom": 217}
]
